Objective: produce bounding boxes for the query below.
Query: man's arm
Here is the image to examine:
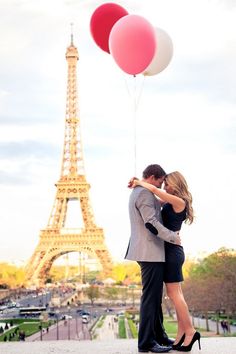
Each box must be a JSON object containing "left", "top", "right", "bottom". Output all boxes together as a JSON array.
[{"left": 136, "top": 189, "right": 181, "bottom": 245}]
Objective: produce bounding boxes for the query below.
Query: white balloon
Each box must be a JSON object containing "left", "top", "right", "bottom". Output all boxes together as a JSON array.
[{"left": 143, "top": 27, "right": 173, "bottom": 76}]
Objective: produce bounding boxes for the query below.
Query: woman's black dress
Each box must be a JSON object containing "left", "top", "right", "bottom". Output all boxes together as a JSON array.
[{"left": 161, "top": 203, "right": 186, "bottom": 283}]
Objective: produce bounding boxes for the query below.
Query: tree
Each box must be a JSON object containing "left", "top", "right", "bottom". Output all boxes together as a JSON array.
[
  {"left": 84, "top": 285, "right": 100, "bottom": 306},
  {"left": 112, "top": 262, "right": 141, "bottom": 285},
  {"left": 103, "top": 287, "right": 119, "bottom": 305},
  {"left": 0, "top": 263, "right": 26, "bottom": 288},
  {"left": 112, "top": 264, "right": 127, "bottom": 284},
  {"left": 182, "top": 248, "right": 236, "bottom": 314}
]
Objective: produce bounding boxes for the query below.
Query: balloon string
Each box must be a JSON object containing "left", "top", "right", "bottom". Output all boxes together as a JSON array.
[
  {"left": 124, "top": 75, "right": 145, "bottom": 175},
  {"left": 133, "top": 76, "right": 137, "bottom": 176},
  {"left": 133, "top": 91, "right": 137, "bottom": 175},
  {"left": 124, "top": 75, "right": 145, "bottom": 110}
]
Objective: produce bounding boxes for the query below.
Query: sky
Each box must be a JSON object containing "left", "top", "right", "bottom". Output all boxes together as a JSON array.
[{"left": 0, "top": 0, "right": 236, "bottom": 267}]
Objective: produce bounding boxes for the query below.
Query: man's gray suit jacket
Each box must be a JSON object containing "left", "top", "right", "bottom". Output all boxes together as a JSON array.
[{"left": 125, "top": 186, "right": 177, "bottom": 262}]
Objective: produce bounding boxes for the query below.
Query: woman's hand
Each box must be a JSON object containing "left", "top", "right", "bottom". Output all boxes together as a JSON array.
[{"left": 127, "top": 177, "right": 139, "bottom": 188}]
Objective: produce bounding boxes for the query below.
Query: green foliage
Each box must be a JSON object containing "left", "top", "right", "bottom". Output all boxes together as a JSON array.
[
  {"left": 103, "top": 287, "right": 119, "bottom": 300},
  {"left": 118, "top": 317, "right": 127, "bottom": 338},
  {"left": 84, "top": 285, "right": 100, "bottom": 305},
  {"left": 0, "top": 318, "right": 40, "bottom": 325},
  {"left": 163, "top": 318, "right": 178, "bottom": 336},
  {"left": 96, "top": 315, "right": 105, "bottom": 328},
  {"left": 85, "top": 271, "right": 100, "bottom": 283},
  {"left": 127, "top": 318, "right": 138, "bottom": 338},
  {"left": 0, "top": 320, "right": 53, "bottom": 342}
]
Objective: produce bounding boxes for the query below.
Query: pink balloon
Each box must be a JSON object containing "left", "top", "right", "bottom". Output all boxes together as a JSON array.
[
  {"left": 90, "top": 3, "right": 129, "bottom": 53},
  {"left": 109, "top": 15, "right": 156, "bottom": 75}
]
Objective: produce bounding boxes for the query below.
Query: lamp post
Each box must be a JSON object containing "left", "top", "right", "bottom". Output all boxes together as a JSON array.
[
  {"left": 129, "top": 285, "right": 135, "bottom": 308},
  {"left": 82, "top": 319, "right": 84, "bottom": 340},
  {"left": 81, "top": 301, "right": 84, "bottom": 339},
  {"left": 67, "top": 305, "right": 71, "bottom": 340},
  {"left": 39, "top": 315, "right": 43, "bottom": 341},
  {"left": 56, "top": 309, "right": 60, "bottom": 340},
  {"left": 44, "top": 291, "right": 47, "bottom": 307},
  {"left": 76, "top": 312, "right": 78, "bottom": 338}
]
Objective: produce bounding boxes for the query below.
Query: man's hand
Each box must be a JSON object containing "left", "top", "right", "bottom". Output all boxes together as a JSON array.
[
  {"left": 127, "top": 177, "right": 139, "bottom": 188},
  {"left": 175, "top": 232, "right": 182, "bottom": 246}
]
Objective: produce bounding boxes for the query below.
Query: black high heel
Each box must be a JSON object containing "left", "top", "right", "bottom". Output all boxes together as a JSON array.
[
  {"left": 172, "top": 334, "right": 185, "bottom": 349},
  {"left": 176, "top": 331, "right": 201, "bottom": 352}
]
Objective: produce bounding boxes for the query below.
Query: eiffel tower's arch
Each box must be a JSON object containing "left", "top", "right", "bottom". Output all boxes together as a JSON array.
[
  {"left": 25, "top": 34, "right": 113, "bottom": 286},
  {"left": 29, "top": 247, "right": 109, "bottom": 285}
]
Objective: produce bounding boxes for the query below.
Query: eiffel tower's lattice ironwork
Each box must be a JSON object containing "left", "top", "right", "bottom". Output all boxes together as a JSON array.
[{"left": 25, "top": 35, "right": 113, "bottom": 286}]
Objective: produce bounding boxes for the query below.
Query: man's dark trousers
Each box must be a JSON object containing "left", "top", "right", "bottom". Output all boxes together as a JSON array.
[{"left": 138, "top": 261, "right": 166, "bottom": 350}]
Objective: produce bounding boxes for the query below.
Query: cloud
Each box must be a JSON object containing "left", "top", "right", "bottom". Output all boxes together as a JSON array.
[
  {"left": 0, "top": 141, "right": 59, "bottom": 159},
  {"left": 0, "top": 140, "right": 60, "bottom": 185},
  {"left": 0, "top": 170, "right": 31, "bottom": 185}
]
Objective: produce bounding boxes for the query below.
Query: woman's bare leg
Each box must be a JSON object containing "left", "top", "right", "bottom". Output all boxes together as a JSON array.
[
  {"left": 174, "top": 307, "right": 185, "bottom": 343},
  {"left": 165, "top": 282, "right": 195, "bottom": 345}
]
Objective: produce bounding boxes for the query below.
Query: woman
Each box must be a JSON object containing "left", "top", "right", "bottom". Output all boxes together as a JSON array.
[{"left": 130, "top": 171, "right": 201, "bottom": 352}]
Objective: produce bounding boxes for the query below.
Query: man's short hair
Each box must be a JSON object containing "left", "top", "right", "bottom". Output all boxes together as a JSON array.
[{"left": 142, "top": 164, "right": 166, "bottom": 179}]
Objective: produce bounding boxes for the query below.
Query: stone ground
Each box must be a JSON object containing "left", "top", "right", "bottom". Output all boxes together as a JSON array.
[
  {"left": 1, "top": 314, "right": 236, "bottom": 353},
  {"left": 1, "top": 337, "right": 236, "bottom": 354}
]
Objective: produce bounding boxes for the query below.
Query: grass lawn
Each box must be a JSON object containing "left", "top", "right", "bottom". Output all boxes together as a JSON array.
[
  {"left": 164, "top": 317, "right": 178, "bottom": 337},
  {"left": 0, "top": 319, "right": 54, "bottom": 342},
  {"left": 163, "top": 317, "right": 222, "bottom": 338}
]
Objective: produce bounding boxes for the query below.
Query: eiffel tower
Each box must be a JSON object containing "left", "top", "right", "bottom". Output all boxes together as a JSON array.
[{"left": 25, "top": 33, "right": 113, "bottom": 286}]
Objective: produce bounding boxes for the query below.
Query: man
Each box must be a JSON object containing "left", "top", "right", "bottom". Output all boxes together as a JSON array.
[{"left": 125, "top": 164, "right": 181, "bottom": 353}]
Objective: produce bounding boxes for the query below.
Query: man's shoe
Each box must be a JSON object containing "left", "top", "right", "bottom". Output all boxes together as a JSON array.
[
  {"left": 159, "top": 337, "right": 175, "bottom": 346},
  {"left": 139, "top": 343, "right": 172, "bottom": 353}
]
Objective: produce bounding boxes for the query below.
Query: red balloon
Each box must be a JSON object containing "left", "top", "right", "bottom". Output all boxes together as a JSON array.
[{"left": 90, "top": 3, "right": 129, "bottom": 53}]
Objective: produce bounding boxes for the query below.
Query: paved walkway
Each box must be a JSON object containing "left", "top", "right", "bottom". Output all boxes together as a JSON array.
[
  {"left": 193, "top": 316, "right": 236, "bottom": 335},
  {"left": 26, "top": 318, "right": 91, "bottom": 341},
  {"left": 1, "top": 337, "right": 236, "bottom": 353},
  {"left": 93, "top": 314, "right": 118, "bottom": 340}
]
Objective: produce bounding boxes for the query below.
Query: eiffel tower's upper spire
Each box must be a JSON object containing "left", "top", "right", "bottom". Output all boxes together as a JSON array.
[
  {"left": 62, "top": 26, "right": 83, "bottom": 178},
  {"left": 66, "top": 23, "right": 79, "bottom": 60},
  {"left": 70, "top": 22, "right": 74, "bottom": 46}
]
